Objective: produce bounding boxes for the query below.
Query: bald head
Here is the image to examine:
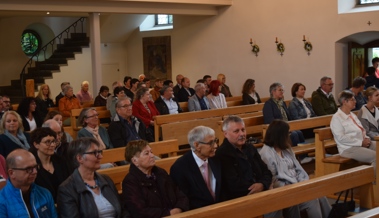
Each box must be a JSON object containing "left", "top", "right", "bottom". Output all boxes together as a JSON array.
[
  {"left": 7, "top": 149, "right": 37, "bottom": 191},
  {"left": 6, "top": 149, "right": 35, "bottom": 170},
  {"left": 42, "top": 119, "right": 62, "bottom": 143}
]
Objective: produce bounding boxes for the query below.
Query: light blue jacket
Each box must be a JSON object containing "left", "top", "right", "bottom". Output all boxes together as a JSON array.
[{"left": 0, "top": 180, "right": 57, "bottom": 218}]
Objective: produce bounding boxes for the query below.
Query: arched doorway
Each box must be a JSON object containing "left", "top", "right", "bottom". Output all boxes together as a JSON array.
[{"left": 336, "top": 31, "right": 379, "bottom": 87}]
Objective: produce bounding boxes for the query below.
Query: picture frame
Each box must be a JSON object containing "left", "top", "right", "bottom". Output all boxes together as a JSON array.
[{"left": 142, "top": 36, "right": 172, "bottom": 81}]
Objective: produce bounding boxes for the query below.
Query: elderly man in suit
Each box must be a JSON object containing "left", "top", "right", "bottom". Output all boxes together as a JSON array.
[
  {"left": 188, "top": 83, "right": 210, "bottom": 111},
  {"left": 170, "top": 126, "right": 221, "bottom": 210}
]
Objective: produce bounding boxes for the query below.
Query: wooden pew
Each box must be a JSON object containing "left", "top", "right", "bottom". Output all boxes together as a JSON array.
[
  {"left": 81, "top": 101, "right": 94, "bottom": 108},
  {"left": 226, "top": 100, "right": 243, "bottom": 107},
  {"left": 161, "top": 117, "right": 222, "bottom": 146},
  {"left": 154, "top": 104, "right": 265, "bottom": 142},
  {"left": 100, "top": 139, "right": 179, "bottom": 164},
  {"left": 168, "top": 166, "right": 375, "bottom": 218},
  {"left": 260, "top": 115, "right": 333, "bottom": 156},
  {"left": 314, "top": 127, "right": 361, "bottom": 177},
  {"left": 11, "top": 104, "right": 18, "bottom": 111},
  {"left": 350, "top": 207, "right": 379, "bottom": 218},
  {"left": 225, "top": 96, "right": 242, "bottom": 101},
  {"left": 179, "top": 102, "right": 188, "bottom": 112},
  {"left": 98, "top": 156, "right": 180, "bottom": 191},
  {"left": 48, "top": 107, "right": 59, "bottom": 112}
]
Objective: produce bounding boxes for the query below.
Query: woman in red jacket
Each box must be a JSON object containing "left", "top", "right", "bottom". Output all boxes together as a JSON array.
[{"left": 132, "top": 87, "right": 160, "bottom": 135}]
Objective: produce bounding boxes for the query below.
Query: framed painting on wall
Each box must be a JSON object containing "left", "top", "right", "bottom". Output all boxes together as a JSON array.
[{"left": 142, "top": 36, "right": 172, "bottom": 81}]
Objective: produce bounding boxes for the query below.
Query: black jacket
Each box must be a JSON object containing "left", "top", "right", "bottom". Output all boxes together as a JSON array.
[
  {"left": 108, "top": 115, "right": 153, "bottom": 148},
  {"left": 57, "top": 169, "right": 129, "bottom": 218},
  {"left": 242, "top": 92, "right": 261, "bottom": 105},
  {"left": 177, "top": 87, "right": 195, "bottom": 102},
  {"left": 154, "top": 97, "right": 182, "bottom": 115},
  {"left": 215, "top": 138, "right": 272, "bottom": 201}
]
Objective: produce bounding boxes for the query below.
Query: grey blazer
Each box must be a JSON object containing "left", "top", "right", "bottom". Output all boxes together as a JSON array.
[{"left": 188, "top": 95, "right": 210, "bottom": 112}]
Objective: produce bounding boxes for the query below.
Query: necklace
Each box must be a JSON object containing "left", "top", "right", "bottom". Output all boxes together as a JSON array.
[{"left": 84, "top": 177, "right": 98, "bottom": 189}]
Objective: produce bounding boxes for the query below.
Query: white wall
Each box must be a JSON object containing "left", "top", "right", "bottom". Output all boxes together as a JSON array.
[
  {"left": 125, "top": 0, "right": 379, "bottom": 99},
  {"left": 2, "top": 1, "right": 379, "bottom": 101}
]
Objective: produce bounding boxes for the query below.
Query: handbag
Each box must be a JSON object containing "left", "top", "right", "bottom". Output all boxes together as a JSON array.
[{"left": 328, "top": 189, "right": 355, "bottom": 218}]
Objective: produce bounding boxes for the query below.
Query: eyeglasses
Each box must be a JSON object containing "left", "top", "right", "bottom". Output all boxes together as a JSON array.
[
  {"left": 83, "top": 150, "right": 103, "bottom": 158},
  {"left": 118, "top": 104, "right": 132, "bottom": 108},
  {"left": 348, "top": 98, "right": 357, "bottom": 102},
  {"left": 12, "top": 165, "right": 38, "bottom": 174},
  {"left": 41, "top": 140, "right": 57, "bottom": 146},
  {"left": 56, "top": 131, "right": 64, "bottom": 136},
  {"left": 86, "top": 113, "right": 99, "bottom": 119},
  {"left": 277, "top": 89, "right": 285, "bottom": 92},
  {"left": 199, "top": 138, "right": 219, "bottom": 147}
]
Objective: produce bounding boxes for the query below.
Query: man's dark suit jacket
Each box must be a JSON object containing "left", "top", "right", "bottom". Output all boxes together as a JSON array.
[
  {"left": 215, "top": 138, "right": 272, "bottom": 201},
  {"left": 177, "top": 87, "right": 195, "bottom": 102},
  {"left": 170, "top": 151, "right": 222, "bottom": 210}
]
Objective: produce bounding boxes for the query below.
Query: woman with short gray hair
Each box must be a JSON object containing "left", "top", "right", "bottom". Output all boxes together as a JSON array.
[
  {"left": 331, "top": 90, "right": 376, "bottom": 171},
  {"left": 58, "top": 138, "right": 128, "bottom": 218}
]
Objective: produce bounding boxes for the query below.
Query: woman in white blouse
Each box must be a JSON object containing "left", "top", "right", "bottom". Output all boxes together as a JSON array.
[
  {"left": 207, "top": 80, "right": 227, "bottom": 109},
  {"left": 330, "top": 90, "right": 376, "bottom": 170},
  {"left": 358, "top": 86, "right": 379, "bottom": 140}
]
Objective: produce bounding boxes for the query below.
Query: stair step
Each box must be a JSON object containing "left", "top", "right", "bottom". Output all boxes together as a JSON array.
[
  {"left": 50, "top": 52, "right": 75, "bottom": 59},
  {"left": 43, "top": 59, "right": 68, "bottom": 65},
  {"left": 63, "top": 38, "right": 90, "bottom": 46},
  {"left": 34, "top": 63, "right": 60, "bottom": 71},
  {"left": 25, "top": 71, "right": 53, "bottom": 78},
  {"left": 27, "top": 67, "right": 59, "bottom": 77},
  {"left": 71, "top": 33, "right": 87, "bottom": 39},
  {"left": 56, "top": 45, "right": 83, "bottom": 53}
]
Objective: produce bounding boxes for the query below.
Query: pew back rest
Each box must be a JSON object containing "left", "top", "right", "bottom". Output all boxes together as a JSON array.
[
  {"left": 154, "top": 104, "right": 265, "bottom": 141},
  {"left": 169, "top": 165, "right": 375, "bottom": 218},
  {"left": 100, "top": 139, "right": 179, "bottom": 164},
  {"left": 261, "top": 114, "right": 333, "bottom": 139},
  {"left": 179, "top": 102, "right": 188, "bottom": 112},
  {"left": 98, "top": 156, "right": 180, "bottom": 191},
  {"left": 162, "top": 117, "right": 222, "bottom": 145}
]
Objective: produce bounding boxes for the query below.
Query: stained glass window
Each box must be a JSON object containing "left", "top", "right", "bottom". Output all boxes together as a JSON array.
[{"left": 21, "top": 30, "right": 41, "bottom": 56}]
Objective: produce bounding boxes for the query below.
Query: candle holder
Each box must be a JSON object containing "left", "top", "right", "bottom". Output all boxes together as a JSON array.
[
  {"left": 303, "top": 35, "right": 312, "bottom": 56},
  {"left": 275, "top": 37, "right": 285, "bottom": 56},
  {"left": 249, "top": 39, "right": 259, "bottom": 57}
]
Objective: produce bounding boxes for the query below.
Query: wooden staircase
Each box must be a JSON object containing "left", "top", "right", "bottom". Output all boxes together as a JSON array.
[{"left": 0, "top": 32, "right": 89, "bottom": 104}]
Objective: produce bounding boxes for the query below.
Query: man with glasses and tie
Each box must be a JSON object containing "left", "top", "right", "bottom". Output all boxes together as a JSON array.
[
  {"left": 311, "top": 76, "right": 338, "bottom": 116},
  {"left": 170, "top": 126, "right": 221, "bottom": 210},
  {"left": 0, "top": 149, "right": 57, "bottom": 217},
  {"left": 108, "top": 97, "right": 153, "bottom": 148}
]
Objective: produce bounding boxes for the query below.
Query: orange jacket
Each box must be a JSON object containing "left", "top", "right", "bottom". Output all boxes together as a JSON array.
[{"left": 59, "top": 96, "right": 82, "bottom": 118}]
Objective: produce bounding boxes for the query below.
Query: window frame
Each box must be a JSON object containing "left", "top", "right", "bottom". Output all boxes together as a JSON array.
[{"left": 154, "top": 14, "right": 173, "bottom": 26}]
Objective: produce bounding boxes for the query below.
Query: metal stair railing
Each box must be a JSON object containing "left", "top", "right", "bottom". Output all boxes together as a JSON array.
[{"left": 20, "top": 17, "right": 87, "bottom": 97}]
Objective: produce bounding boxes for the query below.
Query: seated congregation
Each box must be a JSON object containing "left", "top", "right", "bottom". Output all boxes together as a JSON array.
[{"left": 0, "top": 66, "right": 379, "bottom": 217}]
